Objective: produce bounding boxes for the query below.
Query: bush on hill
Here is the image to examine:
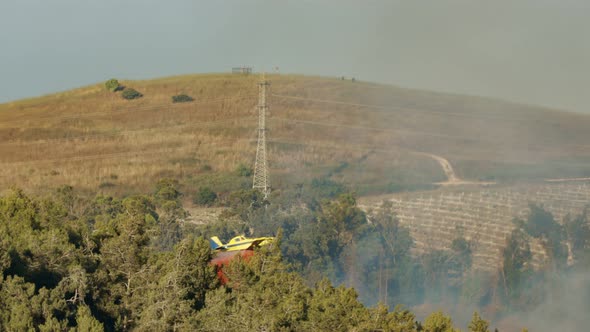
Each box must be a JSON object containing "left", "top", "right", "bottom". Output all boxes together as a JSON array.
[
  {"left": 194, "top": 187, "right": 217, "bottom": 206},
  {"left": 105, "top": 78, "right": 120, "bottom": 92},
  {"left": 235, "top": 163, "right": 253, "bottom": 177},
  {"left": 172, "top": 94, "right": 194, "bottom": 103},
  {"left": 122, "top": 88, "right": 143, "bottom": 100},
  {"left": 311, "top": 177, "right": 346, "bottom": 199}
]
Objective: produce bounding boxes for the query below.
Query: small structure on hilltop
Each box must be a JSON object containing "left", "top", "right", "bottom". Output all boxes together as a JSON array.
[{"left": 232, "top": 66, "right": 252, "bottom": 74}]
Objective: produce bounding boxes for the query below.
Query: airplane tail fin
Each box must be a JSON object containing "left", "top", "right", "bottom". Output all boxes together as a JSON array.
[{"left": 209, "top": 236, "right": 223, "bottom": 250}]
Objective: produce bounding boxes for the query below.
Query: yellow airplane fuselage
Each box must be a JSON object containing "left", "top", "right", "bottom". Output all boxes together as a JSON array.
[{"left": 210, "top": 235, "right": 274, "bottom": 252}]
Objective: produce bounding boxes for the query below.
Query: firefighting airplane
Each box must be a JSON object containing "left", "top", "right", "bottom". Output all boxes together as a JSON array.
[{"left": 209, "top": 235, "right": 274, "bottom": 252}]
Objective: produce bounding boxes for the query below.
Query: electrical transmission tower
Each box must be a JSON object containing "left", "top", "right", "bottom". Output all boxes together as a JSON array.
[{"left": 252, "top": 75, "right": 270, "bottom": 199}]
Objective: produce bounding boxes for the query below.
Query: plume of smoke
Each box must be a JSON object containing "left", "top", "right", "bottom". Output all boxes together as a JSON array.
[{"left": 497, "top": 270, "right": 590, "bottom": 332}]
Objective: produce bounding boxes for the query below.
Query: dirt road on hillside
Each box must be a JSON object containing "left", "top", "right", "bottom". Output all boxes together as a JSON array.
[
  {"left": 412, "top": 152, "right": 496, "bottom": 186},
  {"left": 415, "top": 152, "right": 590, "bottom": 185},
  {"left": 545, "top": 177, "right": 590, "bottom": 183}
]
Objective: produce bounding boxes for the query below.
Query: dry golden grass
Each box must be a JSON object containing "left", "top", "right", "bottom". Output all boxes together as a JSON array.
[{"left": 2, "top": 73, "right": 590, "bottom": 195}]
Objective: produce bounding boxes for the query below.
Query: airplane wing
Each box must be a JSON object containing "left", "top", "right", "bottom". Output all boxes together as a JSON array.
[{"left": 249, "top": 237, "right": 274, "bottom": 249}]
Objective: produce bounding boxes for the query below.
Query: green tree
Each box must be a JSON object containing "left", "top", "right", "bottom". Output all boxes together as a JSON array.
[
  {"left": 105, "top": 79, "right": 120, "bottom": 92},
  {"left": 372, "top": 201, "right": 413, "bottom": 265},
  {"left": 171, "top": 236, "right": 218, "bottom": 310},
  {"left": 449, "top": 234, "right": 473, "bottom": 291},
  {"left": 564, "top": 208, "right": 590, "bottom": 262},
  {"left": 154, "top": 178, "right": 182, "bottom": 202},
  {"left": 468, "top": 311, "right": 490, "bottom": 332},
  {"left": 523, "top": 204, "right": 560, "bottom": 238},
  {"left": 153, "top": 179, "right": 186, "bottom": 251},
  {"left": 521, "top": 204, "right": 567, "bottom": 268},
  {"left": 172, "top": 94, "right": 194, "bottom": 103},
  {"left": 310, "top": 177, "right": 346, "bottom": 200},
  {"left": 0, "top": 237, "right": 9, "bottom": 275},
  {"left": 235, "top": 163, "right": 253, "bottom": 177},
  {"left": 423, "top": 311, "right": 459, "bottom": 332},
  {"left": 75, "top": 305, "right": 104, "bottom": 332},
  {"left": 96, "top": 195, "right": 155, "bottom": 330},
  {"left": 362, "top": 201, "right": 421, "bottom": 307},
  {"left": 194, "top": 187, "right": 218, "bottom": 206},
  {"left": 39, "top": 317, "right": 67, "bottom": 332},
  {"left": 501, "top": 228, "right": 532, "bottom": 303},
  {"left": 361, "top": 303, "right": 418, "bottom": 332},
  {"left": 451, "top": 236, "right": 472, "bottom": 271},
  {"left": 317, "top": 193, "right": 366, "bottom": 254},
  {"left": 136, "top": 237, "right": 218, "bottom": 330},
  {"left": 0, "top": 276, "right": 37, "bottom": 330},
  {"left": 421, "top": 249, "right": 454, "bottom": 301},
  {"left": 306, "top": 278, "right": 370, "bottom": 331},
  {"left": 225, "top": 189, "right": 266, "bottom": 222},
  {"left": 308, "top": 193, "right": 367, "bottom": 284},
  {"left": 121, "top": 88, "right": 142, "bottom": 100}
]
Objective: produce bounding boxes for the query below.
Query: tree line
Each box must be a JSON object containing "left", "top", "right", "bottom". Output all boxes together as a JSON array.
[{"left": 4, "top": 177, "right": 585, "bottom": 330}]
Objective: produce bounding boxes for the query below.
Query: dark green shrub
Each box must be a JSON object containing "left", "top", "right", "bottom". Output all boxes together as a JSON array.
[
  {"left": 311, "top": 177, "right": 345, "bottom": 198},
  {"left": 98, "top": 182, "right": 116, "bottom": 189},
  {"left": 105, "top": 79, "right": 120, "bottom": 92},
  {"left": 155, "top": 178, "right": 182, "bottom": 202},
  {"left": 172, "top": 94, "right": 194, "bottom": 103},
  {"left": 194, "top": 187, "right": 217, "bottom": 206},
  {"left": 235, "top": 163, "right": 253, "bottom": 177},
  {"left": 122, "top": 88, "right": 142, "bottom": 100}
]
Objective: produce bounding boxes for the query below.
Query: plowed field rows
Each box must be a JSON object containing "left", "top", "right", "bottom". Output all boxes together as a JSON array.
[{"left": 360, "top": 183, "right": 590, "bottom": 271}]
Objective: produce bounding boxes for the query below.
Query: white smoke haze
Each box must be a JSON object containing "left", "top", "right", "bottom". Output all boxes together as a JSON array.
[
  {"left": 352, "top": 191, "right": 590, "bottom": 331},
  {"left": 497, "top": 271, "right": 590, "bottom": 332},
  {"left": 350, "top": 256, "right": 590, "bottom": 331}
]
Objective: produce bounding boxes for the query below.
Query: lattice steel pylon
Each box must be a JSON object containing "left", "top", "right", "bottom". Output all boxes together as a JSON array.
[{"left": 252, "top": 75, "right": 270, "bottom": 199}]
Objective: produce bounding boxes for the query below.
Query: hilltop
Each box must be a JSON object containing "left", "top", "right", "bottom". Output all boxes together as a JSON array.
[
  {"left": 2, "top": 73, "right": 590, "bottom": 198},
  {"left": 2, "top": 73, "right": 589, "bottom": 330}
]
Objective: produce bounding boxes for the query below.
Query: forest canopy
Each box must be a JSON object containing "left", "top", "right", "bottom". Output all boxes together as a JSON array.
[{"left": 3, "top": 181, "right": 585, "bottom": 331}]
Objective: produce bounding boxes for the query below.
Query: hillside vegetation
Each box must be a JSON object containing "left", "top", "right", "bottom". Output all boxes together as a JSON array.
[
  {"left": 2, "top": 73, "right": 590, "bottom": 197},
  {"left": 0, "top": 186, "right": 506, "bottom": 331},
  {"left": 4, "top": 75, "right": 590, "bottom": 330}
]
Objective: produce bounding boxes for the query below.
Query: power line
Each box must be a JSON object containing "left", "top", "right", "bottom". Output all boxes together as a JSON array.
[
  {"left": 270, "top": 116, "right": 467, "bottom": 140},
  {"left": 271, "top": 93, "right": 533, "bottom": 122},
  {"left": 269, "top": 116, "right": 590, "bottom": 151}
]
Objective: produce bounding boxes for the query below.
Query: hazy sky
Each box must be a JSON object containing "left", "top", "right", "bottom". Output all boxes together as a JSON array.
[{"left": 1, "top": 0, "right": 588, "bottom": 113}]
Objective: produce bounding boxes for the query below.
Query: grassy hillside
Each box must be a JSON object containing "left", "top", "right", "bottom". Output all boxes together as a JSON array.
[{"left": 2, "top": 73, "right": 590, "bottom": 196}]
